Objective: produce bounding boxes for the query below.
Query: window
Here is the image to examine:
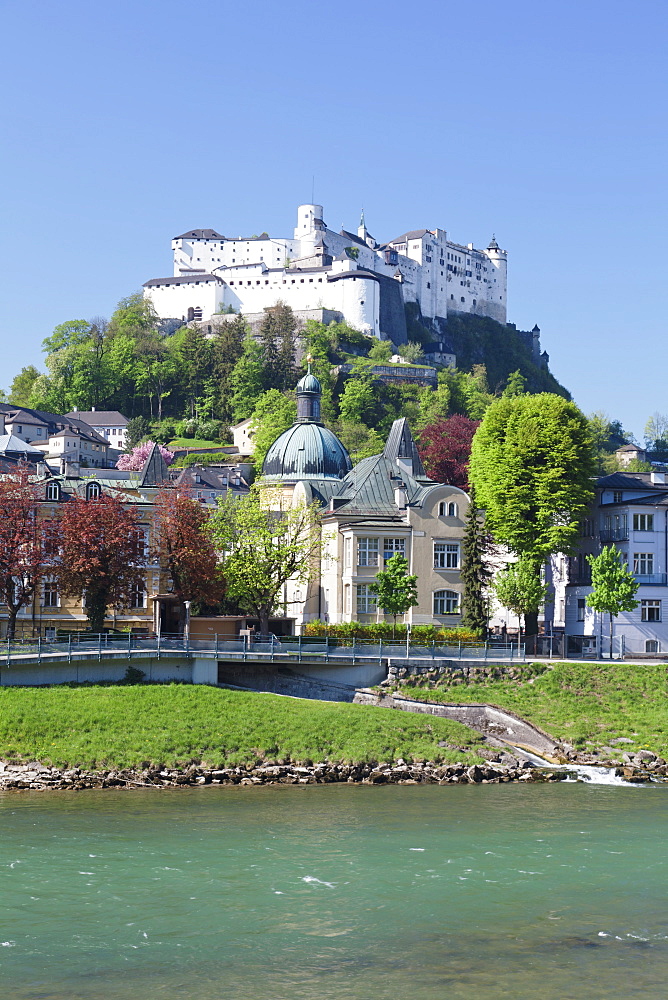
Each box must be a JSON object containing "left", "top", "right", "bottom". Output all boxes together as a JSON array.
[
  {"left": 641, "top": 600, "right": 661, "bottom": 622},
  {"left": 434, "top": 542, "right": 459, "bottom": 569},
  {"left": 43, "top": 580, "right": 59, "bottom": 608},
  {"left": 129, "top": 584, "right": 146, "bottom": 609},
  {"left": 438, "top": 501, "right": 458, "bottom": 517},
  {"left": 43, "top": 521, "right": 60, "bottom": 559},
  {"left": 634, "top": 513, "right": 654, "bottom": 531},
  {"left": 613, "top": 491, "right": 623, "bottom": 503},
  {"left": 46, "top": 483, "right": 60, "bottom": 501},
  {"left": 433, "top": 589, "right": 459, "bottom": 615},
  {"left": 356, "top": 584, "right": 377, "bottom": 615},
  {"left": 383, "top": 538, "right": 405, "bottom": 560},
  {"left": 344, "top": 536, "right": 352, "bottom": 569},
  {"left": 357, "top": 537, "right": 379, "bottom": 566},
  {"left": 577, "top": 598, "right": 586, "bottom": 621},
  {"left": 86, "top": 482, "right": 101, "bottom": 500},
  {"left": 646, "top": 640, "right": 659, "bottom": 653},
  {"left": 633, "top": 552, "right": 654, "bottom": 575}
]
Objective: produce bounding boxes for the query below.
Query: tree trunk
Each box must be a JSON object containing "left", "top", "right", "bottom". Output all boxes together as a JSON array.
[
  {"left": 6, "top": 608, "right": 18, "bottom": 641},
  {"left": 258, "top": 608, "right": 270, "bottom": 638},
  {"left": 609, "top": 612, "right": 614, "bottom": 660},
  {"left": 524, "top": 611, "right": 539, "bottom": 648},
  {"left": 86, "top": 590, "right": 108, "bottom": 634}
]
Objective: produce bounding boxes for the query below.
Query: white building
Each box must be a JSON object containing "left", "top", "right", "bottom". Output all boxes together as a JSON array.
[
  {"left": 143, "top": 204, "right": 507, "bottom": 343},
  {"left": 549, "top": 470, "right": 668, "bottom": 656},
  {"left": 66, "top": 410, "right": 129, "bottom": 452}
]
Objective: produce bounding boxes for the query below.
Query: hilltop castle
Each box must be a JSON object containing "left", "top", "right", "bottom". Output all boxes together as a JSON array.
[{"left": 143, "top": 203, "right": 507, "bottom": 343}]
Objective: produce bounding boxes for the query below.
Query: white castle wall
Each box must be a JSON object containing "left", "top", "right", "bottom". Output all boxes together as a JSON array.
[{"left": 145, "top": 203, "right": 507, "bottom": 335}]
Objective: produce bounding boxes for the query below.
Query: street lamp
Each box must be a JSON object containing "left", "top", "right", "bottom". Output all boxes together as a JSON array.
[{"left": 184, "top": 601, "right": 191, "bottom": 646}]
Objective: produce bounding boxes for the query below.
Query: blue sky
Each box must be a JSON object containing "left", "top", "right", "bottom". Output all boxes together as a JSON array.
[{"left": 1, "top": 0, "right": 666, "bottom": 440}]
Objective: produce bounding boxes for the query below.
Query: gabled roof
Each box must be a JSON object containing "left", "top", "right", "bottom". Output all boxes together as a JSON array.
[
  {"left": 144, "top": 273, "right": 224, "bottom": 287},
  {"left": 174, "top": 229, "right": 225, "bottom": 239},
  {"left": 139, "top": 444, "right": 169, "bottom": 487},
  {"left": 388, "top": 229, "right": 430, "bottom": 244},
  {"left": 66, "top": 411, "right": 128, "bottom": 426},
  {"left": 383, "top": 418, "right": 428, "bottom": 480}
]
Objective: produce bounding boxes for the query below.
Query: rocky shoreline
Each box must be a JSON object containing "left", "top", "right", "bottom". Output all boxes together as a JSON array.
[{"left": 1, "top": 747, "right": 666, "bottom": 791}]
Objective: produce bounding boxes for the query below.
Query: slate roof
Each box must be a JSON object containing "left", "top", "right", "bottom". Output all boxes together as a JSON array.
[
  {"left": 597, "top": 472, "right": 662, "bottom": 490},
  {"left": 383, "top": 418, "right": 428, "bottom": 480},
  {"left": 66, "top": 411, "right": 128, "bottom": 427},
  {"left": 388, "top": 229, "right": 430, "bottom": 244},
  {"left": 0, "top": 434, "right": 44, "bottom": 456},
  {"left": 139, "top": 444, "right": 169, "bottom": 487},
  {"left": 144, "top": 274, "right": 224, "bottom": 287},
  {"left": 174, "top": 229, "right": 226, "bottom": 239}
]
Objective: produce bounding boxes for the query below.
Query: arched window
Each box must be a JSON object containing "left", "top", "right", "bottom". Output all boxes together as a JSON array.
[
  {"left": 86, "top": 482, "right": 101, "bottom": 500},
  {"left": 433, "top": 590, "right": 459, "bottom": 615},
  {"left": 646, "top": 639, "right": 659, "bottom": 653},
  {"left": 438, "top": 501, "right": 458, "bottom": 517},
  {"left": 46, "top": 482, "right": 60, "bottom": 502}
]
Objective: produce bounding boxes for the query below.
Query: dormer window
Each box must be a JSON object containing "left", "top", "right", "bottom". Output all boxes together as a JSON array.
[
  {"left": 46, "top": 482, "right": 60, "bottom": 502},
  {"left": 86, "top": 482, "right": 101, "bottom": 500}
]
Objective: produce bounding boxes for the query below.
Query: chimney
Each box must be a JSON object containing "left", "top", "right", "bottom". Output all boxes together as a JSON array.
[
  {"left": 73, "top": 406, "right": 78, "bottom": 412},
  {"left": 36, "top": 462, "right": 46, "bottom": 477},
  {"left": 394, "top": 481, "right": 408, "bottom": 510},
  {"left": 91, "top": 406, "right": 96, "bottom": 411}
]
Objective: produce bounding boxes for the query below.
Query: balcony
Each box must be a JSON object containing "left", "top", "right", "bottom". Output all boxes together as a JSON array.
[
  {"left": 600, "top": 529, "right": 628, "bottom": 543},
  {"left": 633, "top": 573, "right": 667, "bottom": 586}
]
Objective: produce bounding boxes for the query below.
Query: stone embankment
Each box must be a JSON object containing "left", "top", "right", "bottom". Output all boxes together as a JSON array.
[{"left": 1, "top": 749, "right": 666, "bottom": 790}]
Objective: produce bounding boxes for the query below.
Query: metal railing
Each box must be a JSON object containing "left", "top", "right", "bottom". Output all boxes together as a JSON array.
[{"left": 2, "top": 632, "right": 526, "bottom": 667}]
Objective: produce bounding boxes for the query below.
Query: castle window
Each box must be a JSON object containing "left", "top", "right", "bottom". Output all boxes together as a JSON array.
[
  {"left": 426, "top": 255, "right": 432, "bottom": 262},
  {"left": 433, "top": 589, "right": 459, "bottom": 615},
  {"left": 427, "top": 282, "right": 431, "bottom": 289},
  {"left": 461, "top": 297, "right": 465, "bottom": 302}
]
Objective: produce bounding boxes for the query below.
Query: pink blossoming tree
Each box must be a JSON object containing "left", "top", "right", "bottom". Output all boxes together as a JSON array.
[{"left": 116, "top": 441, "right": 175, "bottom": 471}]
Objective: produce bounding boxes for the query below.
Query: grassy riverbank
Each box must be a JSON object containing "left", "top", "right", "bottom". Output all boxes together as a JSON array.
[
  {"left": 0, "top": 684, "right": 486, "bottom": 770},
  {"left": 400, "top": 662, "right": 668, "bottom": 756}
]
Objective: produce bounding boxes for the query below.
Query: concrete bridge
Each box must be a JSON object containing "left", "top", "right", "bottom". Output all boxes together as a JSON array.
[{"left": 0, "top": 634, "right": 525, "bottom": 691}]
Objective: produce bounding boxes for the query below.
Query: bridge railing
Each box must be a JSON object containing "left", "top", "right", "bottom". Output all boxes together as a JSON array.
[{"left": 2, "top": 632, "right": 525, "bottom": 666}]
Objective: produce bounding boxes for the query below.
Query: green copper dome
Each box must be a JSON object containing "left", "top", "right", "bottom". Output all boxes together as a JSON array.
[
  {"left": 262, "top": 366, "right": 351, "bottom": 480},
  {"left": 262, "top": 423, "right": 352, "bottom": 480}
]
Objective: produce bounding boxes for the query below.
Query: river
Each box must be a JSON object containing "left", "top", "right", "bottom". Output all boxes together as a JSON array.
[{"left": 1, "top": 784, "right": 667, "bottom": 999}]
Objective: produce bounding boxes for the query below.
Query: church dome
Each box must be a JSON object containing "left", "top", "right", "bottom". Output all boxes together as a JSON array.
[
  {"left": 296, "top": 370, "right": 321, "bottom": 394},
  {"left": 262, "top": 364, "right": 352, "bottom": 480},
  {"left": 262, "top": 423, "right": 352, "bottom": 480}
]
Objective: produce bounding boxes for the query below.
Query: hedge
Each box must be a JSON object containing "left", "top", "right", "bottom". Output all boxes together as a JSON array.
[{"left": 302, "top": 620, "right": 482, "bottom": 643}]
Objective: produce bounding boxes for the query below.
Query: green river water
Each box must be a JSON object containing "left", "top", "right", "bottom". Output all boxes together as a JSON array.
[{"left": 1, "top": 783, "right": 667, "bottom": 999}]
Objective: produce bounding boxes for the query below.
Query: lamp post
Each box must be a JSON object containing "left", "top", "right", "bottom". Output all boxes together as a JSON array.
[{"left": 184, "top": 600, "right": 191, "bottom": 648}]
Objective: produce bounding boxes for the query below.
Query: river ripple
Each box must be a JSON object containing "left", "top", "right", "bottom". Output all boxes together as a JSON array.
[{"left": 1, "top": 783, "right": 667, "bottom": 999}]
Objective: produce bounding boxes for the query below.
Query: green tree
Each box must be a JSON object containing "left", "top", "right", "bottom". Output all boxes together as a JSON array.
[
  {"left": 644, "top": 412, "right": 668, "bottom": 451},
  {"left": 586, "top": 545, "right": 639, "bottom": 659},
  {"left": 9, "top": 365, "right": 42, "bottom": 406},
  {"left": 229, "top": 334, "right": 265, "bottom": 422},
  {"left": 211, "top": 314, "right": 247, "bottom": 421},
  {"left": 368, "top": 339, "right": 394, "bottom": 362},
  {"left": 469, "top": 393, "right": 595, "bottom": 637},
  {"left": 370, "top": 553, "right": 419, "bottom": 636},
  {"left": 41, "top": 319, "right": 92, "bottom": 355},
  {"left": 259, "top": 302, "right": 297, "bottom": 391},
  {"left": 460, "top": 486, "right": 493, "bottom": 633},
  {"left": 494, "top": 557, "right": 551, "bottom": 639},
  {"left": 338, "top": 370, "right": 377, "bottom": 425},
  {"left": 209, "top": 485, "right": 323, "bottom": 635},
  {"left": 502, "top": 369, "right": 527, "bottom": 397},
  {"left": 250, "top": 389, "right": 297, "bottom": 472},
  {"left": 126, "top": 416, "right": 151, "bottom": 449}
]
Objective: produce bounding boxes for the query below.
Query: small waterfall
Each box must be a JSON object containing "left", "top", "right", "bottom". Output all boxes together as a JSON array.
[{"left": 511, "top": 748, "right": 642, "bottom": 786}]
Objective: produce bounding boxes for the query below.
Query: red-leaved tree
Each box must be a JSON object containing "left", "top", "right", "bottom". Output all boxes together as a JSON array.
[
  {"left": 418, "top": 415, "right": 480, "bottom": 489},
  {"left": 57, "top": 494, "right": 146, "bottom": 633},
  {"left": 0, "top": 466, "right": 48, "bottom": 639},
  {"left": 153, "top": 488, "right": 224, "bottom": 620}
]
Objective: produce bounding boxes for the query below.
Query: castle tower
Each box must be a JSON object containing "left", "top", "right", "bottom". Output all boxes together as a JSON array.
[{"left": 485, "top": 235, "right": 508, "bottom": 324}]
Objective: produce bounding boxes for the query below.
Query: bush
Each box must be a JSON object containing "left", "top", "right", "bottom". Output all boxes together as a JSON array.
[{"left": 302, "top": 620, "right": 482, "bottom": 643}]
